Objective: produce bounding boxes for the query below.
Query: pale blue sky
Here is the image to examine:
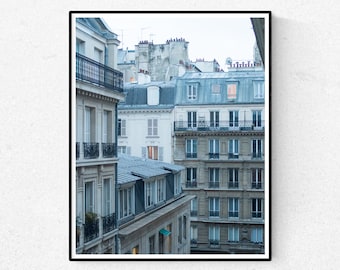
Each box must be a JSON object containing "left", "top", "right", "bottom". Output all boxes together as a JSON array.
[{"left": 102, "top": 13, "right": 257, "bottom": 69}]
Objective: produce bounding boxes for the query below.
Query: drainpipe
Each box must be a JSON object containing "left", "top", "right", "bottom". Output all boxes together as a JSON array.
[{"left": 114, "top": 102, "right": 119, "bottom": 254}]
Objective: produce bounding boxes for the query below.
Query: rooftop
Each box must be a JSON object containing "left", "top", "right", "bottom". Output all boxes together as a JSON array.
[{"left": 118, "top": 154, "right": 185, "bottom": 185}]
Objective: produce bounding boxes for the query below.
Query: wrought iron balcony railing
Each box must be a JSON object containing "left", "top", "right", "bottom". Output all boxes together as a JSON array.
[
  {"left": 84, "top": 218, "right": 99, "bottom": 243},
  {"left": 228, "top": 153, "right": 239, "bottom": 159},
  {"left": 186, "top": 153, "right": 197, "bottom": 159},
  {"left": 209, "top": 239, "right": 220, "bottom": 246},
  {"left": 103, "top": 213, "right": 116, "bottom": 234},
  {"left": 190, "top": 210, "right": 198, "bottom": 217},
  {"left": 228, "top": 182, "right": 239, "bottom": 189},
  {"left": 209, "top": 210, "right": 220, "bottom": 217},
  {"left": 252, "top": 153, "right": 263, "bottom": 159},
  {"left": 252, "top": 212, "right": 263, "bottom": 218},
  {"left": 76, "top": 142, "right": 80, "bottom": 159},
  {"left": 209, "top": 153, "right": 220, "bottom": 159},
  {"left": 228, "top": 211, "right": 239, "bottom": 218},
  {"left": 102, "top": 143, "right": 116, "bottom": 158},
  {"left": 174, "top": 120, "right": 264, "bottom": 132},
  {"left": 186, "top": 181, "right": 197, "bottom": 188},
  {"left": 83, "top": 143, "right": 99, "bottom": 159},
  {"left": 209, "top": 181, "right": 220, "bottom": 188},
  {"left": 76, "top": 53, "right": 123, "bottom": 92},
  {"left": 252, "top": 182, "right": 263, "bottom": 189}
]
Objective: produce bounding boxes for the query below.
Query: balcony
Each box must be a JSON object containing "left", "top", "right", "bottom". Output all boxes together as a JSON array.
[
  {"left": 228, "top": 153, "right": 239, "bottom": 159},
  {"left": 84, "top": 217, "right": 99, "bottom": 243},
  {"left": 186, "top": 181, "right": 197, "bottom": 188},
  {"left": 102, "top": 143, "right": 116, "bottom": 158},
  {"left": 228, "top": 182, "right": 239, "bottom": 189},
  {"left": 252, "top": 212, "right": 263, "bottom": 218},
  {"left": 228, "top": 211, "right": 239, "bottom": 218},
  {"left": 252, "top": 182, "right": 263, "bottom": 189},
  {"left": 190, "top": 210, "right": 198, "bottom": 216},
  {"left": 209, "top": 210, "right": 220, "bottom": 218},
  {"left": 252, "top": 153, "right": 263, "bottom": 159},
  {"left": 83, "top": 143, "right": 99, "bottom": 159},
  {"left": 209, "top": 239, "right": 220, "bottom": 247},
  {"left": 186, "top": 153, "right": 197, "bottom": 159},
  {"left": 103, "top": 213, "right": 116, "bottom": 234},
  {"left": 76, "top": 142, "right": 80, "bottom": 159},
  {"left": 209, "top": 181, "right": 220, "bottom": 188},
  {"left": 174, "top": 120, "right": 264, "bottom": 132},
  {"left": 76, "top": 53, "right": 123, "bottom": 92},
  {"left": 209, "top": 153, "right": 220, "bottom": 159}
]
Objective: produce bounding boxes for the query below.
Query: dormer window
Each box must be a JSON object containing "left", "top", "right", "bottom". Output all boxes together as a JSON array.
[
  {"left": 147, "top": 86, "right": 160, "bottom": 105},
  {"left": 227, "top": 83, "right": 237, "bottom": 100},
  {"left": 187, "top": 84, "right": 198, "bottom": 100}
]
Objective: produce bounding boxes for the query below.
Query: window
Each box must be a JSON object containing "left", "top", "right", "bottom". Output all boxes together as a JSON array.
[
  {"left": 252, "top": 110, "right": 262, "bottom": 128},
  {"left": 119, "top": 187, "right": 133, "bottom": 219},
  {"left": 253, "top": 81, "right": 264, "bottom": 99},
  {"left": 84, "top": 106, "right": 95, "bottom": 142},
  {"left": 76, "top": 38, "right": 85, "bottom": 54},
  {"left": 147, "top": 86, "right": 160, "bottom": 105},
  {"left": 211, "top": 84, "right": 221, "bottom": 94},
  {"left": 147, "top": 146, "right": 159, "bottom": 160},
  {"left": 103, "top": 111, "right": 111, "bottom": 143},
  {"left": 209, "top": 168, "right": 219, "bottom": 188},
  {"left": 227, "top": 83, "right": 237, "bottom": 100},
  {"left": 186, "top": 139, "right": 197, "bottom": 158},
  {"left": 147, "top": 119, "right": 158, "bottom": 136},
  {"left": 252, "top": 139, "right": 263, "bottom": 159},
  {"left": 210, "top": 111, "right": 219, "bottom": 128},
  {"left": 251, "top": 227, "right": 263, "bottom": 244},
  {"left": 156, "top": 178, "right": 165, "bottom": 203},
  {"left": 209, "top": 197, "right": 220, "bottom": 218},
  {"left": 149, "top": 235, "right": 155, "bottom": 254},
  {"left": 186, "top": 168, "right": 197, "bottom": 187},
  {"left": 187, "top": 111, "right": 197, "bottom": 128},
  {"left": 209, "top": 225, "right": 220, "bottom": 246},
  {"left": 103, "top": 178, "right": 111, "bottom": 216},
  {"left": 118, "top": 146, "right": 127, "bottom": 154},
  {"left": 228, "top": 226, "right": 240, "bottom": 242},
  {"left": 187, "top": 84, "right": 197, "bottom": 100},
  {"left": 85, "top": 181, "right": 94, "bottom": 214},
  {"left": 228, "top": 139, "right": 239, "bottom": 159},
  {"left": 252, "top": 169, "right": 263, "bottom": 189},
  {"left": 145, "top": 182, "right": 155, "bottom": 208},
  {"left": 145, "top": 179, "right": 165, "bottom": 208},
  {"left": 190, "top": 225, "right": 198, "bottom": 245},
  {"left": 118, "top": 119, "right": 126, "bottom": 136},
  {"left": 252, "top": 198, "right": 263, "bottom": 218},
  {"left": 190, "top": 197, "right": 198, "bottom": 216},
  {"left": 178, "top": 216, "right": 183, "bottom": 244},
  {"left": 183, "top": 216, "right": 187, "bottom": 240},
  {"left": 174, "top": 173, "right": 181, "bottom": 195},
  {"left": 132, "top": 245, "right": 139, "bottom": 254},
  {"left": 229, "top": 110, "right": 239, "bottom": 129},
  {"left": 228, "top": 198, "right": 239, "bottom": 218},
  {"left": 209, "top": 139, "right": 220, "bottom": 159},
  {"left": 228, "top": 168, "right": 239, "bottom": 189}
]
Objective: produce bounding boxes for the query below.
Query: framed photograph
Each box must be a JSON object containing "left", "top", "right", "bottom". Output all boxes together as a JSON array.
[{"left": 70, "top": 10, "right": 271, "bottom": 260}]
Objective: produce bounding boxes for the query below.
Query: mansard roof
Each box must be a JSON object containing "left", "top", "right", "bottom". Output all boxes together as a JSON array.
[
  {"left": 118, "top": 81, "right": 176, "bottom": 108},
  {"left": 117, "top": 154, "right": 184, "bottom": 185},
  {"left": 76, "top": 18, "right": 118, "bottom": 40}
]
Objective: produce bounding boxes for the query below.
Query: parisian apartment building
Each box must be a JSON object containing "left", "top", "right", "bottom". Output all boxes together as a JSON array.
[
  {"left": 75, "top": 17, "right": 195, "bottom": 255},
  {"left": 116, "top": 63, "right": 265, "bottom": 254},
  {"left": 75, "top": 18, "right": 124, "bottom": 254}
]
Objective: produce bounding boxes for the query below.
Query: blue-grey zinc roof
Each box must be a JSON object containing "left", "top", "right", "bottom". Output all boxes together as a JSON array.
[
  {"left": 118, "top": 154, "right": 184, "bottom": 185},
  {"left": 175, "top": 69, "right": 265, "bottom": 105},
  {"left": 119, "top": 81, "right": 176, "bottom": 107}
]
